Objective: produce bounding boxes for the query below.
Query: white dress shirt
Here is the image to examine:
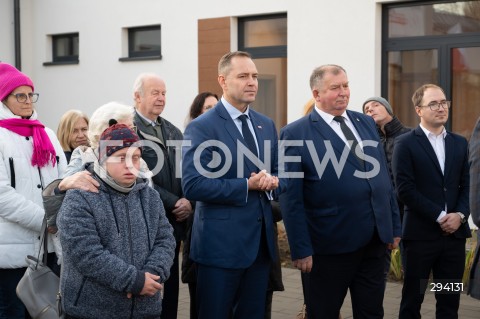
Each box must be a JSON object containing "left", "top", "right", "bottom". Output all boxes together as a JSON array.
[
  {"left": 419, "top": 124, "right": 448, "bottom": 222},
  {"left": 315, "top": 106, "right": 364, "bottom": 149},
  {"left": 221, "top": 97, "right": 272, "bottom": 200}
]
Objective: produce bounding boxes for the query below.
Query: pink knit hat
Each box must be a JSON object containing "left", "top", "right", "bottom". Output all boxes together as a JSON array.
[{"left": 0, "top": 62, "right": 35, "bottom": 101}]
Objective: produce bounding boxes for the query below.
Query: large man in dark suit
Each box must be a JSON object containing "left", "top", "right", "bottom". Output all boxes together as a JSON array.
[
  {"left": 280, "top": 64, "right": 401, "bottom": 319},
  {"left": 182, "top": 51, "right": 279, "bottom": 319},
  {"left": 392, "top": 84, "right": 471, "bottom": 318}
]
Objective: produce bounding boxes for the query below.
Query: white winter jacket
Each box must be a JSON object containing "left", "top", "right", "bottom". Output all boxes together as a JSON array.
[{"left": 0, "top": 105, "right": 67, "bottom": 268}]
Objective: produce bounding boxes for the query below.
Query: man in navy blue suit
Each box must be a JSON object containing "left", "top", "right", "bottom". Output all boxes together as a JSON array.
[
  {"left": 182, "top": 51, "right": 279, "bottom": 319},
  {"left": 392, "top": 84, "right": 470, "bottom": 319},
  {"left": 280, "top": 64, "right": 401, "bottom": 319}
]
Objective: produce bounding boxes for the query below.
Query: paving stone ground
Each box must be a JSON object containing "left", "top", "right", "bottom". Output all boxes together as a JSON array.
[{"left": 177, "top": 266, "right": 480, "bottom": 319}]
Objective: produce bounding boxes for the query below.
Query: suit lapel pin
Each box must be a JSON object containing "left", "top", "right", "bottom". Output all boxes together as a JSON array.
[{"left": 257, "top": 125, "right": 262, "bottom": 129}]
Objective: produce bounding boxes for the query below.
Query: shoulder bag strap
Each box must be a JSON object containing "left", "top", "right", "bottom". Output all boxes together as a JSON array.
[
  {"left": 36, "top": 167, "right": 49, "bottom": 267},
  {"left": 9, "top": 157, "right": 15, "bottom": 189}
]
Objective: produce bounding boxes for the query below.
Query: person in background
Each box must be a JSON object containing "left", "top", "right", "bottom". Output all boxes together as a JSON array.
[
  {"left": 184, "top": 92, "right": 219, "bottom": 128},
  {"left": 280, "top": 64, "right": 401, "bottom": 319},
  {"left": 182, "top": 51, "right": 279, "bottom": 319},
  {"left": 58, "top": 123, "right": 175, "bottom": 319},
  {"left": 392, "top": 84, "right": 470, "bottom": 318},
  {"left": 0, "top": 62, "right": 67, "bottom": 319},
  {"left": 468, "top": 116, "right": 480, "bottom": 299},
  {"left": 302, "top": 98, "right": 315, "bottom": 117},
  {"left": 133, "top": 73, "right": 193, "bottom": 319},
  {"left": 362, "top": 97, "right": 410, "bottom": 183},
  {"left": 57, "top": 110, "right": 89, "bottom": 163},
  {"left": 363, "top": 96, "right": 410, "bottom": 286},
  {"left": 181, "top": 91, "right": 218, "bottom": 319}
]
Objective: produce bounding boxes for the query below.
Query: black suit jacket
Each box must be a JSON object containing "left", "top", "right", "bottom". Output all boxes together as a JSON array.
[{"left": 392, "top": 126, "right": 471, "bottom": 240}]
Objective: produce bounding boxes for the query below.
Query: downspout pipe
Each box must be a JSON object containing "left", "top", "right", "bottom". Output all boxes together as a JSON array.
[{"left": 14, "top": 0, "right": 21, "bottom": 69}]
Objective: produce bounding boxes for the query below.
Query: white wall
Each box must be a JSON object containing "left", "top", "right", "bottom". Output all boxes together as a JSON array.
[
  {"left": 286, "top": 0, "right": 385, "bottom": 121},
  {"left": 2, "top": 0, "right": 401, "bottom": 131},
  {"left": 0, "top": 0, "right": 16, "bottom": 64}
]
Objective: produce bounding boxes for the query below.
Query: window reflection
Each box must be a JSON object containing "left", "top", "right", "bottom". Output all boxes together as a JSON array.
[
  {"left": 387, "top": 50, "right": 438, "bottom": 128},
  {"left": 128, "top": 25, "right": 161, "bottom": 58},
  {"left": 389, "top": 1, "right": 480, "bottom": 37},
  {"left": 244, "top": 18, "right": 287, "bottom": 47},
  {"left": 451, "top": 46, "right": 480, "bottom": 138},
  {"left": 252, "top": 58, "right": 287, "bottom": 131}
]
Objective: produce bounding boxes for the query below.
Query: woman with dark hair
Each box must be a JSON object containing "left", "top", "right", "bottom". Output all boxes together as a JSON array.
[
  {"left": 184, "top": 92, "right": 218, "bottom": 128},
  {"left": 182, "top": 92, "right": 218, "bottom": 319}
]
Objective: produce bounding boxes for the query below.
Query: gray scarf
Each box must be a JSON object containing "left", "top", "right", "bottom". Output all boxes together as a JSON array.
[{"left": 93, "top": 161, "right": 135, "bottom": 193}]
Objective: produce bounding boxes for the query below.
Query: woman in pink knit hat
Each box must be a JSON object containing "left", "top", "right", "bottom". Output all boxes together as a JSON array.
[{"left": 0, "top": 62, "right": 67, "bottom": 319}]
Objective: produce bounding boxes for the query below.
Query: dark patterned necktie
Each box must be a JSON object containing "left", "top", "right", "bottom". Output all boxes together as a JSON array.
[
  {"left": 239, "top": 114, "right": 258, "bottom": 157},
  {"left": 333, "top": 116, "right": 364, "bottom": 168}
]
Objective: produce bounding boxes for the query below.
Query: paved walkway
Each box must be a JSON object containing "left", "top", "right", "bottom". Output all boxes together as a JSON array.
[{"left": 177, "top": 267, "right": 480, "bottom": 319}]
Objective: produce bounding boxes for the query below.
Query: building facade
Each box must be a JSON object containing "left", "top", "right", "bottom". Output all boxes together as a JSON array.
[{"left": 1, "top": 0, "right": 479, "bottom": 136}]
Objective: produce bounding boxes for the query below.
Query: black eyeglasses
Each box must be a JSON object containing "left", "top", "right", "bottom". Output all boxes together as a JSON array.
[
  {"left": 419, "top": 100, "right": 451, "bottom": 111},
  {"left": 9, "top": 93, "right": 39, "bottom": 103}
]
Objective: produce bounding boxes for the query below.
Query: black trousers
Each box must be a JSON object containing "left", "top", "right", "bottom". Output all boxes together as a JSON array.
[
  {"left": 399, "top": 236, "right": 465, "bottom": 319},
  {"left": 161, "top": 242, "right": 180, "bottom": 319},
  {"left": 307, "top": 231, "right": 386, "bottom": 319}
]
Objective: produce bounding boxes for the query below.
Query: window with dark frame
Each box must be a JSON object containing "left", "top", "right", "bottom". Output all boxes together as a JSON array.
[
  {"left": 52, "top": 33, "right": 79, "bottom": 63},
  {"left": 238, "top": 14, "right": 287, "bottom": 131},
  {"left": 128, "top": 25, "right": 161, "bottom": 58},
  {"left": 381, "top": 0, "right": 480, "bottom": 138}
]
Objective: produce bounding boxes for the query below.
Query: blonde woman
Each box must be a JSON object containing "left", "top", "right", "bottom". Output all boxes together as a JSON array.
[
  {"left": 302, "top": 98, "right": 315, "bottom": 116},
  {"left": 57, "top": 110, "right": 90, "bottom": 163},
  {"left": 64, "top": 101, "right": 149, "bottom": 178}
]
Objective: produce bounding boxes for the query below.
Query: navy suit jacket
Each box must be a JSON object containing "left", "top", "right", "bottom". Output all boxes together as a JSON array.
[
  {"left": 392, "top": 126, "right": 471, "bottom": 240},
  {"left": 181, "top": 102, "right": 278, "bottom": 269},
  {"left": 279, "top": 109, "right": 401, "bottom": 259}
]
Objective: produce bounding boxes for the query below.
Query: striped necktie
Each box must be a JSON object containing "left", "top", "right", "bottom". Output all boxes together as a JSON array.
[{"left": 333, "top": 116, "right": 364, "bottom": 168}]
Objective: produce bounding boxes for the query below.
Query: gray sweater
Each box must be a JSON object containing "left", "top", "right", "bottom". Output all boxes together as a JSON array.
[{"left": 58, "top": 175, "right": 175, "bottom": 319}]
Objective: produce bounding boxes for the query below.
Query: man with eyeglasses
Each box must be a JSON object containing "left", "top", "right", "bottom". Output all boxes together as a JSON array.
[{"left": 392, "top": 84, "right": 471, "bottom": 318}]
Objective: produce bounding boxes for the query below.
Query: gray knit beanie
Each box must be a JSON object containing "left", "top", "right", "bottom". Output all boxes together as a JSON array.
[{"left": 362, "top": 97, "right": 393, "bottom": 115}]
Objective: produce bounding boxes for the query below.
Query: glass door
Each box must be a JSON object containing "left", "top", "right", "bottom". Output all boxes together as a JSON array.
[{"left": 383, "top": 1, "right": 480, "bottom": 138}]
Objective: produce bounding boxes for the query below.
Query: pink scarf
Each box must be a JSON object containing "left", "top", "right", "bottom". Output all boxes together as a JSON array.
[{"left": 0, "top": 118, "right": 57, "bottom": 167}]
